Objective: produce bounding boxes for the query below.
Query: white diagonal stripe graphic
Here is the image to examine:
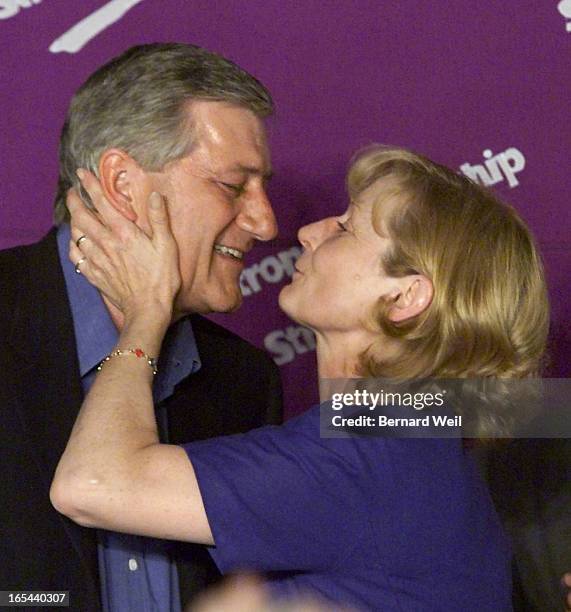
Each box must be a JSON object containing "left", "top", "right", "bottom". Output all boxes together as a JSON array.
[{"left": 49, "top": 0, "right": 145, "bottom": 54}]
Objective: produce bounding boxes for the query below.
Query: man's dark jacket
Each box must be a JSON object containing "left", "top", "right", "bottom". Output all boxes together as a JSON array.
[
  {"left": 0, "top": 230, "right": 283, "bottom": 610},
  {"left": 483, "top": 439, "right": 571, "bottom": 612}
]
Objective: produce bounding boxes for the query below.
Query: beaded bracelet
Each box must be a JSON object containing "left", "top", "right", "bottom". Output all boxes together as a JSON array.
[{"left": 97, "top": 348, "right": 158, "bottom": 375}]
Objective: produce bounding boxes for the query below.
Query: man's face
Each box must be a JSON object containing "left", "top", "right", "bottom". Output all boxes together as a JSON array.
[{"left": 146, "top": 101, "right": 277, "bottom": 316}]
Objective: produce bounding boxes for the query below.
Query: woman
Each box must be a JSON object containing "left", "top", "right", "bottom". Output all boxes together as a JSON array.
[{"left": 51, "top": 145, "right": 548, "bottom": 610}]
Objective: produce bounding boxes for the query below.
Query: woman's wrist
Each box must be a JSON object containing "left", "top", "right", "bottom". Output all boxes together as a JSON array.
[
  {"left": 122, "top": 298, "right": 173, "bottom": 329},
  {"left": 120, "top": 305, "right": 171, "bottom": 356}
]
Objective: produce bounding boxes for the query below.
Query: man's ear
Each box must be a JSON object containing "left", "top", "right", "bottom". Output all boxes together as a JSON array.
[
  {"left": 387, "top": 275, "right": 433, "bottom": 323},
  {"left": 98, "top": 149, "right": 150, "bottom": 223}
]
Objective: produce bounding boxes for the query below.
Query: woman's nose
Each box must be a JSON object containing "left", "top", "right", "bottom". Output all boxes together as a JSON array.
[{"left": 297, "top": 217, "right": 334, "bottom": 250}]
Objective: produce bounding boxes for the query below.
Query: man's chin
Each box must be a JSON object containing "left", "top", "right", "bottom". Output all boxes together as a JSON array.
[
  {"left": 175, "top": 289, "right": 243, "bottom": 316},
  {"left": 213, "top": 295, "right": 242, "bottom": 314}
]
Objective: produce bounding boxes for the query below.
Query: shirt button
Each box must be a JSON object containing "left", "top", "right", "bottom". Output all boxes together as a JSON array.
[{"left": 128, "top": 558, "right": 138, "bottom": 571}]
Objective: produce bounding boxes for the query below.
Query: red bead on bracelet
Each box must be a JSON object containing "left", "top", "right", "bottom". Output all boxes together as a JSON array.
[{"left": 97, "top": 348, "right": 158, "bottom": 375}]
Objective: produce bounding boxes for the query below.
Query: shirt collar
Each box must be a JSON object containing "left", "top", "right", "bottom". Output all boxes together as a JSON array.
[{"left": 56, "top": 224, "right": 201, "bottom": 398}]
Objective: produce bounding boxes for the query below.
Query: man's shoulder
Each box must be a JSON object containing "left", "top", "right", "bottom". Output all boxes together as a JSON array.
[
  {"left": 0, "top": 240, "right": 35, "bottom": 277},
  {"left": 0, "top": 230, "right": 66, "bottom": 330},
  {"left": 0, "top": 229, "right": 59, "bottom": 276},
  {"left": 181, "top": 315, "right": 283, "bottom": 426},
  {"left": 190, "top": 314, "right": 275, "bottom": 367}
]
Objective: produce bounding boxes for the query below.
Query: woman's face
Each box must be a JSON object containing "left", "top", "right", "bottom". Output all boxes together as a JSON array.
[{"left": 279, "top": 193, "right": 402, "bottom": 336}]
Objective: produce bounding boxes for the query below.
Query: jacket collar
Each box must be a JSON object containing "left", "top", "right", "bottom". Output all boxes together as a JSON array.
[{"left": 7, "top": 229, "right": 98, "bottom": 586}]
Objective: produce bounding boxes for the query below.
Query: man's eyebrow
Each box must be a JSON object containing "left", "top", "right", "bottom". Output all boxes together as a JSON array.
[{"left": 227, "top": 164, "right": 274, "bottom": 180}]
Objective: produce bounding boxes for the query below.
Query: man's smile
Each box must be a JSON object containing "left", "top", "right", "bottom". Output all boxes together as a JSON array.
[{"left": 213, "top": 243, "right": 245, "bottom": 260}]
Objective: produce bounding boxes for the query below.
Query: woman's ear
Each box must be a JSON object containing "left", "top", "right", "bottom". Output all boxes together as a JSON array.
[
  {"left": 98, "top": 149, "right": 149, "bottom": 222},
  {"left": 387, "top": 275, "right": 433, "bottom": 323}
]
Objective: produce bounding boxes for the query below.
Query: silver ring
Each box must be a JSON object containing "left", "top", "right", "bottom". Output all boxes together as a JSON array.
[
  {"left": 76, "top": 234, "right": 87, "bottom": 248},
  {"left": 74, "top": 257, "right": 87, "bottom": 274}
]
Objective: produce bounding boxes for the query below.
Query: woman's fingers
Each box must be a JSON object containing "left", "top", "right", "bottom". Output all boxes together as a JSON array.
[
  {"left": 148, "top": 193, "right": 174, "bottom": 246},
  {"left": 67, "top": 188, "right": 108, "bottom": 241},
  {"left": 66, "top": 175, "right": 180, "bottom": 317},
  {"left": 69, "top": 214, "right": 117, "bottom": 292},
  {"left": 69, "top": 241, "right": 86, "bottom": 269},
  {"left": 76, "top": 169, "right": 131, "bottom": 232},
  {"left": 69, "top": 232, "right": 125, "bottom": 310},
  {"left": 146, "top": 193, "right": 181, "bottom": 298},
  {"left": 67, "top": 190, "right": 125, "bottom": 306},
  {"left": 70, "top": 225, "right": 109, "bottom": 269},
  {"left": 69, "top": 240, "right": 96, "bottom": 283}
]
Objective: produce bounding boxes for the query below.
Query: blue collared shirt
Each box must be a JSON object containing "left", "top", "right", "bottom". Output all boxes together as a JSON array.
[{"left": 57, "top": 225, "right": 201, "bottom": 612}]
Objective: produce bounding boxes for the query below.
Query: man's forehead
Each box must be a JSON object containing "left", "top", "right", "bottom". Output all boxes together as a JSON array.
[{"left": 186, "top": 101, "right": 271, "bottom": 174}]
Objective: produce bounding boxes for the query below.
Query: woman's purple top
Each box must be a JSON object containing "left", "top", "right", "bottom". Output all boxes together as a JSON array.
[{"left": 182, "top": 405, "right": 512, "bottom": 611}]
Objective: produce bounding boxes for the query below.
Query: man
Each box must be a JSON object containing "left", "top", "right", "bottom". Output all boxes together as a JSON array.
[
  {"left": 481, "top": 439, "right": 571, "bottom": 611},
  {"left": 0, "top": 43, "right": 282, "bottom": 611}
]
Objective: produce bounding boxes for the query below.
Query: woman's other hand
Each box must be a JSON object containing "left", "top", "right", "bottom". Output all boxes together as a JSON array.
[
  {"left": 563, "top": 572, "right": 571, "bottom": 611},
  {"left": 67, "top": 169, "right": 181, "bottom": 323},
  {"left": 188, "top": 574, "right": 351, "bottom": 612}
]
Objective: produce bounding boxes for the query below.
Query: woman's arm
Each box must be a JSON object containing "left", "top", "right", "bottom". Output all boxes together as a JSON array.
[{"left": 50, "top": 174, "right": 213, "bottom": 545}]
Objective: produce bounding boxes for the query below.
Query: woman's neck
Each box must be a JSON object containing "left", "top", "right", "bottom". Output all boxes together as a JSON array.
[{"left": 314, "top": 330, "right": 371, "bottom": 379}]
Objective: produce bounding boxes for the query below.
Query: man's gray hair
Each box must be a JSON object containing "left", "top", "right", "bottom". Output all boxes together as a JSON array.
[{"left": 54, "top": 42, "right": 274, "bottom": 224}]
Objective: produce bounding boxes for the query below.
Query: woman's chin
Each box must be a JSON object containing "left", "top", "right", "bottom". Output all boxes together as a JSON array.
[
  {"left": 277, "top": 285, "right": 293, "bottom": 315},
  {"left": 278, "top": 285, "right": 302, "bottom": 323},
  {"left": 278, "top": 290, "right": 318, "bottom": 335}
]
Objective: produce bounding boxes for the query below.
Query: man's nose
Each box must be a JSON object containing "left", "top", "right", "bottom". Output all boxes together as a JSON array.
[{"left": 237, "top": 188, "right": 278, "bottom": 241}]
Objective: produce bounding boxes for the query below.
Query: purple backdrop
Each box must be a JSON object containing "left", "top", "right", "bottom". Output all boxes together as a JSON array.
[{"left": 2, "top": 0, "right": 570, "bottom": 416}]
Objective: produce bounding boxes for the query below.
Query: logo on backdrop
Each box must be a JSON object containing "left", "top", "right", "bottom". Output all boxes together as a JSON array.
[
  {"left": 558, "top": 0, "right": 571, "bottom": 31},
  {"left": 240, "top": 246, "right": 302, "bottom": 297},
  {"left": 264, "top": 325, "right": 316, "bottom": 366},
  {"left": 459, "top": 147, "right": 526, "bottom": 189},
  {"left": 0, "top": 0, "right": 145, "bottom": 53},
  {"left": 239, "top": 246, "right": 315, "bottom": 366},
  {"left": 0, "top": 0, "right": 41, "bottom": 19}
]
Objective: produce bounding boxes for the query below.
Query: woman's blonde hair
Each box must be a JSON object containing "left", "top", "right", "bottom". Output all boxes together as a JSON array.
[{"left": 348, "top": 145, "right": 549, "bottom": 381}]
